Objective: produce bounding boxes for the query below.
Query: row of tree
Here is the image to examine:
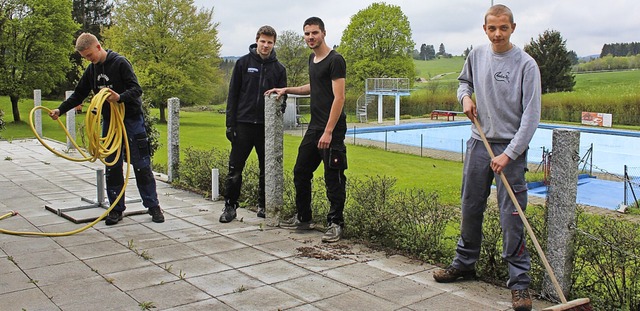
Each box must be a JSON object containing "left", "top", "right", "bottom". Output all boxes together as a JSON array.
[
  {"left": 0, "top": 0, "right": 582, "bottom": 125},
  {"left": 412, "top": 43, "right": 454, "bottom": 60},
  {"left": 0, "top": 0, "right": 224, "bottom": 123},
  {"left": 600, "top": 42, "right": 640, "bottom": 58}
]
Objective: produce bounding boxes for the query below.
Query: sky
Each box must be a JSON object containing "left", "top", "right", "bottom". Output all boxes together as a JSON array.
[{"left": 193, "top": 0, "right": 640, "bottom": 58}]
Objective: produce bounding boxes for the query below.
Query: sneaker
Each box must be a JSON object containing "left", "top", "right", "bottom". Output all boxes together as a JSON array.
[
  {"left": 279, "top": 215, "right": 314, "bottom": 230},
  {"left": 257, "top": 207, "right": 265, "bottom": 218},
  {"left": 219, "top": 203, "right": 237, "bottom": 223},
  {"left": 432, "top": 265, "right": 476, "bottom": 283},
  {"left": 511, "top": 289, "right": 532, "bottom": 311},
  {"left": 148, "top": 206, "right": 165, "bottom": 223},
  {"left": 105, "top": 210, "right": 123, "bottom": 226},
  {"left": 321, "top": 223, "right": 343, "bottom": 243}
]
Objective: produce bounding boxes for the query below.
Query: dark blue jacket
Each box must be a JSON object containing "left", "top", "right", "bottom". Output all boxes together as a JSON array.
[{"left": 226, "top": 44, "right": 287, "bottom": 127}]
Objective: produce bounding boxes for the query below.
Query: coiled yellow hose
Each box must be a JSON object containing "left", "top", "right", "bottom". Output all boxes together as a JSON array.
[{"left": 0, "top": 88, "right": 131, "bottom": 236}]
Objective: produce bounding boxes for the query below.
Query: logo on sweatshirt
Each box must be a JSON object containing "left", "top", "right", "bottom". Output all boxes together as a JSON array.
[
  {"left": 97, "top": 73, "right": 110, "bottom": 83},
  {"left": 247, "top": 67, "right": 259, "bottom": 73},
  {"left": 494, "top": 71, "right": 510, "bottom": 83}
]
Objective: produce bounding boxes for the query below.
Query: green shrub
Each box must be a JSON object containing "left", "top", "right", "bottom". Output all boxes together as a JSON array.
[{"left": 0, "top": 109, "right": 5, "bottom": 138}]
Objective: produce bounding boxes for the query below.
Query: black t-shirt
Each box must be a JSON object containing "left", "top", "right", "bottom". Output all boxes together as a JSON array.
[{"left": 308, "top": 50, "right": 347, "bottom": 131}]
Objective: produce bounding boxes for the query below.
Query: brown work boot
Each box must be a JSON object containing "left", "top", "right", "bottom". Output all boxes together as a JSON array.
[
  {"left": 511, "top": 289, "right": 532, "bottom": 311},
  {"left": 432, "top": 265, "right": 476, "bottom": 283}
]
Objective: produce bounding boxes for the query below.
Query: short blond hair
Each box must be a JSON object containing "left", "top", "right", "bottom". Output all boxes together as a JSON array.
[
  {"left": 75, "top": 33, "right": 99, "bottom": 52},
  {"left": 485, "top": 4, "right": 514, "bottom": 24}
]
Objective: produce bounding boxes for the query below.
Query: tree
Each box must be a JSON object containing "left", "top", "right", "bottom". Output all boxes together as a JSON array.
[
  {"left": 0, "top": 0, "right": 78, "bottom": 122},
  {"left": 54, "top": 0, "right": 113, "bottom": 96},
  {"left": 425, "top": 44, "right": 436, "bottom": 60},
  {"left": 338, "top": 2, "right": 416, "bottom": 90},
  {"left": 463, "top": 45, "right": 473, "bottom": 59},
  {"left": 276, "top": 30, "right": 308, "bottom": 87},
  {"left": 419, "top": 43, "right": 428, "bottom": 60},
  {"left": 524, "top": 29, "right": 575, "bottom": 93},
  {"left": 104, "top": 0, "right": 222, "bottom": 122}
]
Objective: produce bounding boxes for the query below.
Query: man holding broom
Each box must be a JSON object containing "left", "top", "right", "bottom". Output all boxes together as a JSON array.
[{"left": 432, "top": 5, "right": 541, "bottom": 311}]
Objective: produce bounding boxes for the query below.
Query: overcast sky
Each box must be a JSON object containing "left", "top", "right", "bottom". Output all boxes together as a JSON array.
[{"left": 193, "top": 0, "right": 640, "bottom": 58}]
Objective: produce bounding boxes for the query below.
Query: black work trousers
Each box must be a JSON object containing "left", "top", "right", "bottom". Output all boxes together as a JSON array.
[
  {"left": 224, "top": 123, "right": 265, "bottom": 208},
  {"left": 293, "top": 128, "right": 347, "bottom": 227}
]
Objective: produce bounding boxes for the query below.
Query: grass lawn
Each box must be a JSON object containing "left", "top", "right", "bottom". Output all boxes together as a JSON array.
[{"left": 1, "top": 98, "right": 464, "bottom": 205}]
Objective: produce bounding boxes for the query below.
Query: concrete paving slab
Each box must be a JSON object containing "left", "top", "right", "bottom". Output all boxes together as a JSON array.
[
  {"left": 274, "top": 273, "right": 352, "bottom": 302},
  {"left": 187, "top": 269, "right": 266, "bottom": 297},
  {"left": 217, "top": 284, "right": 306, "bottom": 311},
  {"left": 127, "top": 280, "right": 213, "bottom": 310},
  {"left": 0, "top": 139, "right": 565, "bottom": 310},
  {"left": 313, "top": 289, "right": 400, "bottom": 311},
  {"left": 0, "top": 287, "right": 61, "bottom": 311},
  {"left": 163, "top": 298, "right": 235, "bottom": 311}
]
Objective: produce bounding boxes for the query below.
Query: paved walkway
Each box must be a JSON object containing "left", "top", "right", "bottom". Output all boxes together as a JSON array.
[{"left": 0, "top": 139, "right": 554, "bottom": 311}]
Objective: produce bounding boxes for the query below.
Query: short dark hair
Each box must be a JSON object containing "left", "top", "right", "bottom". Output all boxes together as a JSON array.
[
  {"left": 303, "top": 17, "right": 325, "bottom": 33},
  {"left": 256, "top": 25, "right": 277, "bottom": 41}
]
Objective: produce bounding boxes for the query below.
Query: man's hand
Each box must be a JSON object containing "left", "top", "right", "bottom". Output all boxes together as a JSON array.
[
  {"left": 106, "top": 88, "right": 121, "bottom": 103},
  {"left": 491, "top": 153, "right": 511, "bottom": 174},
  {"left": 265, "top": 88, "right": 286, "bottom": 100},
  {"left": 226, "top": 127, "right": 236, "bottom": 142},
  {"left": 49, "top": 109, "right": 61, "bottom": 120},
  {"left": 317, "top": 131, "right": 332, "bottom": 149},
  {"left": 462, "top": 96, "right": 477, "bottom": 121}
]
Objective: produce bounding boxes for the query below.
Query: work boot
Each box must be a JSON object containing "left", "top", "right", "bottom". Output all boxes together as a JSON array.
[
  {"left": 257, "top": 206, "right": 266, "bottom": 218},
  {"left": 321, "top": 223, "right": 343, "bottom": 243},
  {"left": 105, "top": 210, "right": 123, "bottom": 226},
  {"left": 279, "top": 215, "right": 314, "bottom": 230},
  {"left": 219, "top": 203, "right": 237, "bottom": 223},
  {"left": 432, "top": 265, "right": 476, "bottom": 283},
  {"left": 148, "top": 206, "right": 165, "bottom": 223},
  {"left": 511, "top": 289, "right": 532, "bottom": 311}
]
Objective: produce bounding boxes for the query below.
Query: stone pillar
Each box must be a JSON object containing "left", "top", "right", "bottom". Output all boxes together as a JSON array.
[
  {"left": 33, "top": 89, "right": 42, "bottom": 137},
  {"left": 167, "top": 98, "right": 180, "bottom": 183},
  {"left": 264, "top": 94, "right": 284, "bottom": 225},
  {"left": 65, "top": 91, "right": 75, "bottom": 150},
  {"left": 211, "top": 168, "right": 220, "bottom": 200},
  {"left": 543, "top": 128, "right": 580, "bottom": 300}
]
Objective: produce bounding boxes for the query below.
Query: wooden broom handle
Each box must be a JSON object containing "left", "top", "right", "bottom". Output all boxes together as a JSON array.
[{"left": 472, "top": 117, "right": 567, "bottom": 303}]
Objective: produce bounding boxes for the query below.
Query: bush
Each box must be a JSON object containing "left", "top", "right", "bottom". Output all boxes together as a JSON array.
[
  {"left": 573, "top": 212, "right": 640, "bottom": 310},
  {"left": 0, "top": 109, "right": 5, "bottom": 138},
  {"left": 172, "top": 145, "right": 640, "bottom": 310}
]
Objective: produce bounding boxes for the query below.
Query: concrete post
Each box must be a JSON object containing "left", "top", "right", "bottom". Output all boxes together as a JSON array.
[
  {"left": 65, "top": 91, "right": 75, "bottom": 150},
  {"left": 211, "top": 168, "right": 220, "bottom": 200},
  {"left": 33, "top": 89, "right": 42, "bottom": 137},
  {"left": 167, "top": 98, "right": 180, "bottom": 183},
  {"left": 264, "top": 94, "right": 284, "bottom": 225},
  {"left": 543, "top": 128, "right": 580, "bottom": 300}
]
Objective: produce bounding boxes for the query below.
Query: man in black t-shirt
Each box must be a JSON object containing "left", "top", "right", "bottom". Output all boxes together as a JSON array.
[{"left": 266, "top": 17, "right": 347, "bottom": 243}]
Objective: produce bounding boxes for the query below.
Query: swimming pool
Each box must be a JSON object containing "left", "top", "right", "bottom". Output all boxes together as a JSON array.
[{"left": 347, "top": 121, "right": 640, "bottom": 176}]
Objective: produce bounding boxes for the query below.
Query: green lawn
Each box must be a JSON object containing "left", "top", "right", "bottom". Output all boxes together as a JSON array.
[
  {"left": 3, "top": 62, "right": 639, "bottom": 207},
  {"left": 0, "top": 98, "right": 464, "bottom": 205},
  {"left": 414, "top": 57, "right": 464, "bottom": 81}
]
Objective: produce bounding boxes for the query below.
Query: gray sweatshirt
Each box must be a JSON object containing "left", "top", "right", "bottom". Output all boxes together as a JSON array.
[{"left": 457, "top": 44, "right": 541, "bottom": 160}]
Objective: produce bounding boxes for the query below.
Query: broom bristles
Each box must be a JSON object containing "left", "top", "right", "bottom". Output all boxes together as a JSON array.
[{"left": 542, "top": 298, "right": 592, "bottom": 311}]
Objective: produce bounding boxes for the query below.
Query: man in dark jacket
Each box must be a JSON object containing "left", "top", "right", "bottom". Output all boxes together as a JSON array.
[
  {"left": 49, "top": 32, "right": 163, "bottom": 226},
  {"left": 220, "top": 25, "right": 288, "bottom": 223}
]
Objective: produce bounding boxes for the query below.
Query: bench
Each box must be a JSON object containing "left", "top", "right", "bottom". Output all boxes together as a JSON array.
[{"left": 430, "top": 110, "right": 463, "bottom": 121}]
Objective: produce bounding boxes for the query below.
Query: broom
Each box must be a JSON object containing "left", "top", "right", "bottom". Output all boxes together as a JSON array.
[{"left": 472, "top": 117, "right": 592, "bottom": 311}]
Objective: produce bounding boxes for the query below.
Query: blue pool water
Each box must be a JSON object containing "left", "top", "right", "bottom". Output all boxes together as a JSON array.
[{"left": 348, "top": 121, "right": 640, "bottom": 176}]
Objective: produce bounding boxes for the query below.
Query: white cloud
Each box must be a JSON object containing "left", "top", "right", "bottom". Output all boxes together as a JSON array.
[{"left": 195, "top": 0, "right": 640, "bottom": 58}]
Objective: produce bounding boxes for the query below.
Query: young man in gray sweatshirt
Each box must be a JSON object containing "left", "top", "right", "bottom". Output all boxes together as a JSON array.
[{"left": 432, "top": 5, "right": 541, "bottom": 311}]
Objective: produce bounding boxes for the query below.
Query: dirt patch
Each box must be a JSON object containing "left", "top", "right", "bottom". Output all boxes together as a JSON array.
[{"left": 296, "top": 246, "right": 340, "bottom": 260}]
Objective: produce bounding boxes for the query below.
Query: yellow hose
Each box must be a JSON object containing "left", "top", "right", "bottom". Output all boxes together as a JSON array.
[{"left": 0, "top": 88, "right": 131, "bottom": 236}]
